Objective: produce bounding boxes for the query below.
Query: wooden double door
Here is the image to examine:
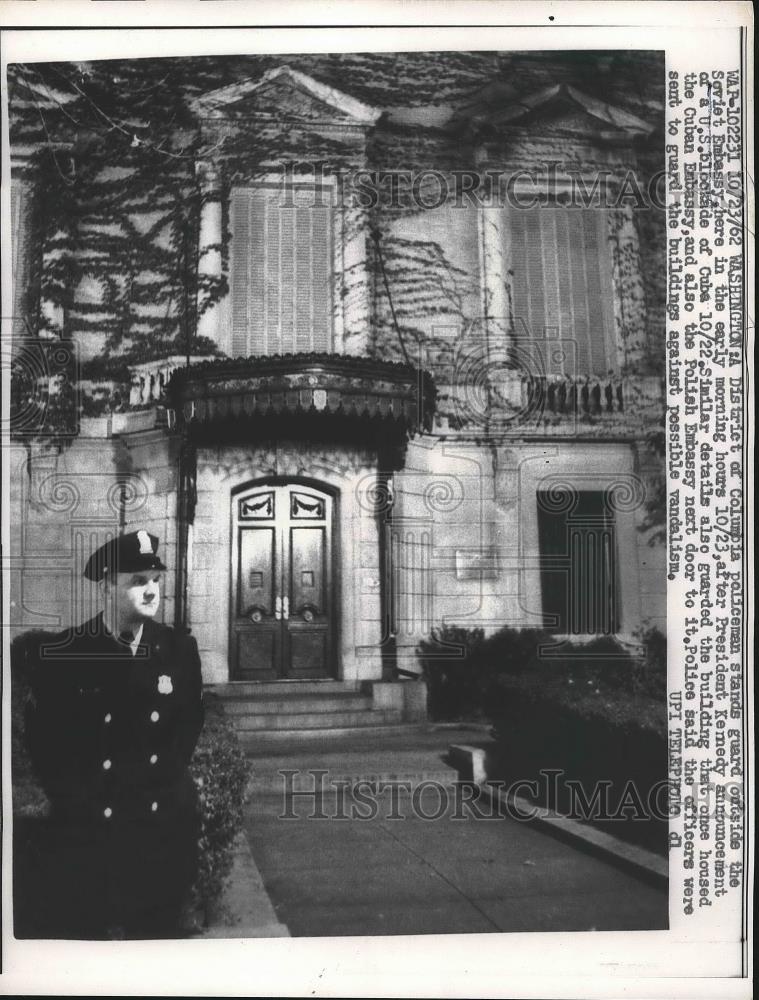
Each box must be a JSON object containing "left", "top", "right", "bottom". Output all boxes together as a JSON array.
[{"left": 231, "top": 482, "right": 336, "bottom": 681}]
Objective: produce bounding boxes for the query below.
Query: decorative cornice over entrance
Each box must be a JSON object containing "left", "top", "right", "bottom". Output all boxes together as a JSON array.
[{"left": 166, "top": 353, "right": 436, "bottom": 450}]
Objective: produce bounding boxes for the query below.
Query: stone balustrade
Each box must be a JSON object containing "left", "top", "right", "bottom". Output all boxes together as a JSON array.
[
  {"left": 531, "top": 374, "right": 664, "bottom": 421},
  {"left": 435, "top": 372, "right": 664, "bottom": 437},
  {"left": 129, "top": 355, "right": 216, "bottom": 407},
  {"left": 522, "top": 374, "right": 626, "bottom": 416}
]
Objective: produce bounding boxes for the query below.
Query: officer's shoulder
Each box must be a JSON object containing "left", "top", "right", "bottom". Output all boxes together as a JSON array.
[
  {"left": 37, "top": 622, "right": 87, "bottom": 657},
  {"left": 150, "top": 621, "right": 197, "bottom": 650},
  {"left": 27, "top": 623, "right": 90, "bottom": 681},
  {"left": 16, "top": 628, "right": 66, "bottom": 674}
]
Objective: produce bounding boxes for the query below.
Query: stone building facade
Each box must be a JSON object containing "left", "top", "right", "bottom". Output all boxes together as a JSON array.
[{"left": 7, "top": 53, "right": 666, "bottom": 700}]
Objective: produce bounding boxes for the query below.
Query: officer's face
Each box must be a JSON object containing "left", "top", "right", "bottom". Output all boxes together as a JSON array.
[{"left": 110, "top": 571, "right": 162, "bottom": 624}]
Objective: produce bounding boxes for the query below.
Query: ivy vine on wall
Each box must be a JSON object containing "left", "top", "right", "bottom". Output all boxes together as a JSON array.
[{"left": 8, "top": 52, "right": 666, "bottom": 442}]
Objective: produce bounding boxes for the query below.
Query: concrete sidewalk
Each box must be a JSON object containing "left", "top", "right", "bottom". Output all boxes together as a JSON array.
[
  {"left": 199, "top": 833, "right": 290, "bottom": 938},
  {"left": 241, "top": 726, "right": 669, "bottom": 937}
]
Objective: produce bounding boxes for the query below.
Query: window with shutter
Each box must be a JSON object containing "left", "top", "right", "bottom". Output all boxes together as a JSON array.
[
  {"left": 230, "top": 184, "right": 333, "bottom": 357},
  {"left": 506, "top": 206, "right": 615, "bottom": 375}
]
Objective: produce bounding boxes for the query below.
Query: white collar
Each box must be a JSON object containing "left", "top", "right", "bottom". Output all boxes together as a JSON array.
[
  {"left": 124, "top": 624, "right": 144, "bottom": 653},
  {"left": 102, "top": 614, "right": 144, "bottom": 654}
]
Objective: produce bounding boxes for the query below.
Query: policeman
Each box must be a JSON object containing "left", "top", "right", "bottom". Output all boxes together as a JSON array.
[{"left": 24, "top": 530, "right": 204, "bottom": 939}]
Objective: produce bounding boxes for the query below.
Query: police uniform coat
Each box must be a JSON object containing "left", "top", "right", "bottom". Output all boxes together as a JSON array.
[{"left": 24, "top": 613, "right": 204, "bottom": 938}]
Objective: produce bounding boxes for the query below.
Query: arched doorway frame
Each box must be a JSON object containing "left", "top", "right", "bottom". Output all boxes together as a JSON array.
[{"left": 229, "top": 475, "right": 342, "bottom": 681}]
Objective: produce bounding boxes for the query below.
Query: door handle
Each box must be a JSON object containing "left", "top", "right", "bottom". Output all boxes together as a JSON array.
[
  {"left": 282, "top": 595, "right": 290, "bottom": 620},
  {"left": 275, "top": 595, "right": 282, "bottom": 620}
]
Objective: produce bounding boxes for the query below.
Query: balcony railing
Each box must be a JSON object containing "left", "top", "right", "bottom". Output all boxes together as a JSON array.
[
  {"left": 129, "top": 355, "right": 216, "bottom": 407},
  {"left": 437, "top": 372, "right": 663, "bottom": 435},
  {"left": 524, "top": 375, "right": 625, "bottom": 416}
]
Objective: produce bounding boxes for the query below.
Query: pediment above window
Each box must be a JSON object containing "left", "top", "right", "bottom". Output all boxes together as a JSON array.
[
  {"left": 190, "top": 65, "right": 381, "bottom": 126},
  {"left": 453, "top": 83, "right": 654, "bottom": 141}
]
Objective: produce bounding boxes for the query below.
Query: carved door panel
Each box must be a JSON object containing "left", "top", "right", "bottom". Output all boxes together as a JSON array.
[{"left": 231, "top": 484, "right": 334, "bottom": 681}]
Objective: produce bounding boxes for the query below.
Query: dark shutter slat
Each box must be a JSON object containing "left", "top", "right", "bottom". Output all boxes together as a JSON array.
[
  {"left": 525, "top": 212, "right": 546, "bottom": 351},
  {"left": 280, "top": 201, "right": 295, "bottom": 353},
  {"left": 567, "top": 210, "right": 590, "bottom": 372},
  {"left": 583, "top": 210, "right": 607, "bottom": 374},
  {"left": 295, "top": 206, "right": 311, "bottom": 351},
  {"left": 312, "top": 206, "right": 331, "bottom": 352},
  {"left": 230, "top": 190, "right": 250, "bottom": 357},
  {"left": 265, "top": 196, "right": 280, "bottom": 355},
  {"left": 556, "top": 211, "right": 573, "bottom": 363}
]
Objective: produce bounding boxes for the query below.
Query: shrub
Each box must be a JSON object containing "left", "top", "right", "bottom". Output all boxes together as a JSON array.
[
  {"left": 10, "top": 632, "right": 50, "bottom": 819},
  {"left": 630, "top": 622, "right": 667, "bottom": 700},
  {"left": 417, "top": 622, "right": 669, "bottom": 852},
  {"left": 189, "top": 693, "right": 251, "bottom": 914},
  {"left": 417, "top": 626, "right": 486, "bottom": 720},
  {"left": 417, "top": 623, "right": 667, "bottom": 729}
]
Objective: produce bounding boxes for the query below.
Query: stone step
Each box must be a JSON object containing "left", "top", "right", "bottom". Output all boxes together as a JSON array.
[
  {"left": 237, "top": 722, "right": 433, "bottom": 750},
  {"left": 221, "top": 693, "right": 373, "bottom": 716},
  {"left": 210, "top": 680, "right": 355, "bottom": 699},
  {"left": 230, "top": 708, "right": 404, "bottom": 733},
  {"left": 241, "top": 723, "right": 489, "bottom": 758},
  {"left": 247, "top": 750, "right": 458, "bottom": 793}
]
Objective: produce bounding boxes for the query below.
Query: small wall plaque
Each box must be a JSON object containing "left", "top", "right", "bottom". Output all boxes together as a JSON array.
[{"left": 455, "top": 548, "right": 498, "bottom": 581}]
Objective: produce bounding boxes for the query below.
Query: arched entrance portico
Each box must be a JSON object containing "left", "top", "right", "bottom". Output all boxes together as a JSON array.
[{"left": 167, "top": 354, "right": 436, "bottom": 686}]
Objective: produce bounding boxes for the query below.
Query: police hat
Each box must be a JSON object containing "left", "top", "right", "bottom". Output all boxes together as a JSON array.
[{"left": 84, "top": 530, "right": 167, "bottom": 582}]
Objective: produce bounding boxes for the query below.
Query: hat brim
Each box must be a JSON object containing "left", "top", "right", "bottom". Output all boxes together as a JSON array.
[
  {"left": 84, "top": 554, "right": 167, "bottom": 582},
  {"left": 128, "top": 556, "right": 168, "bottom": 574}
]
